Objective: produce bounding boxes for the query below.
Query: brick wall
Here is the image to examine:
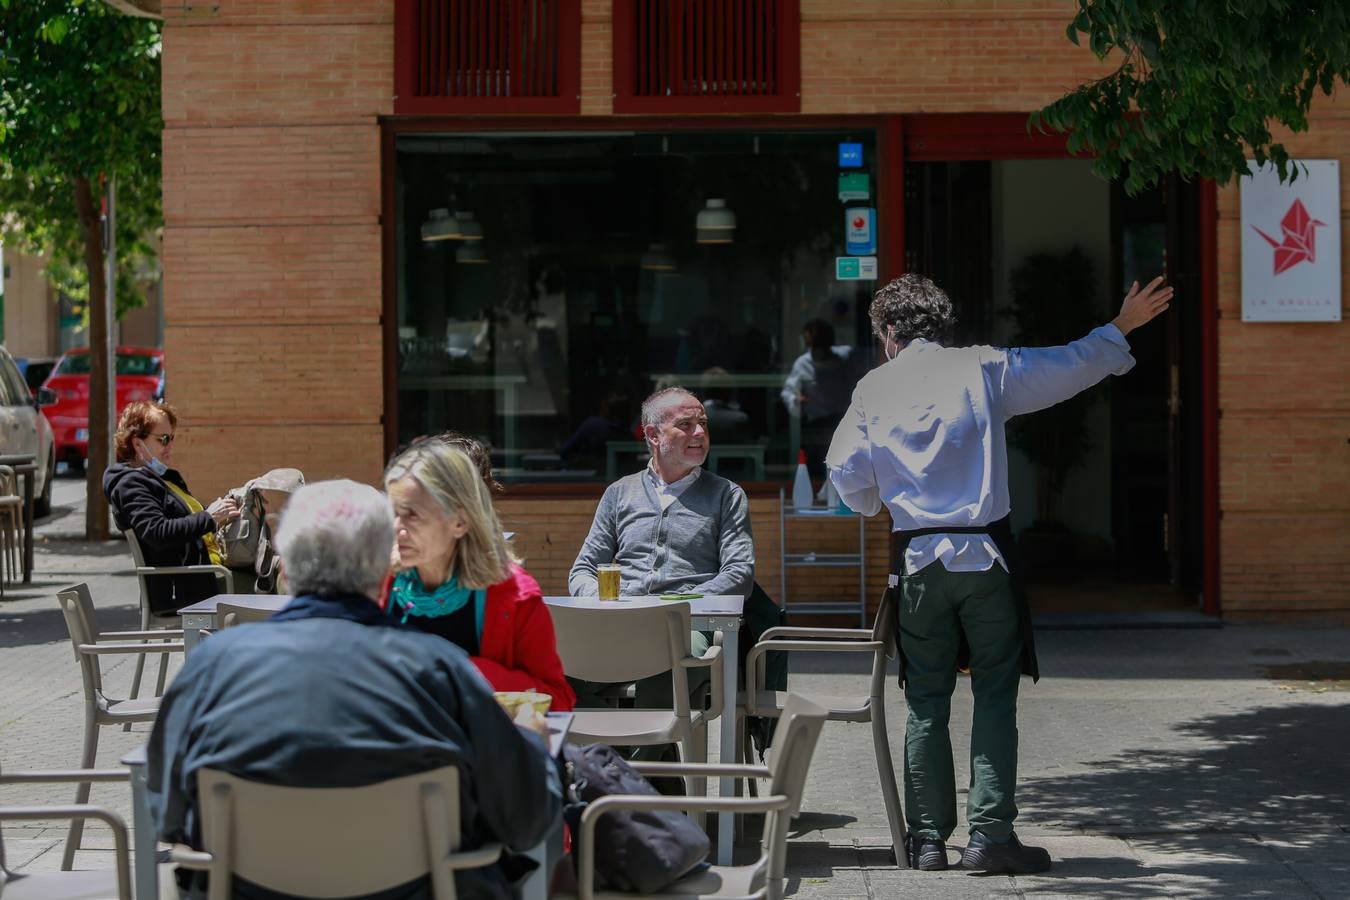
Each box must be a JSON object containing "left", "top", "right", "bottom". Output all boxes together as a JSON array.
[
  {"left": 1215, "top": 103, "right": 1350, "bottom": 614},
  {"left": 161, "top": 1, "right": 1349, "bottom": 615},
  {"left": 161, "top": 0, "right": 391, "bottom": 497}
]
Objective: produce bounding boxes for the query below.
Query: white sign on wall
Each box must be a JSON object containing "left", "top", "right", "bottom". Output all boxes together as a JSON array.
[{"left": 1240, "top": 159, "right": 1341, "bottom": 322}]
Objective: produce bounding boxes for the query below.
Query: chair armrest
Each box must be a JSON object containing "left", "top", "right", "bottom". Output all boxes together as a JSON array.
[
  {"left": 445, "top": 842, "right": 504, "bottom": 871},
  {"left": 0, "top": 804, "right": 132, "bottom": 898},
  {"left": 629, "top": 761, "right": 770, "bottom": 779},
  {"left": 79, "top": 641, "right": 186, "bottom": 655},
  {"left": 744, "top": 639, "right": 883, "bottom": 712},
  {"left": 577, "top": 794, "right": 791, "bottom": 898},
  {"left": 170, "top": 844, "right": 214, "bottom": 869},
  {"left": 680, "top": 641, "right": 723, "bottom": 719},
  {"left": 760, "top": 625, "right": 873, "bottom": 642},
  {"left": 0, "top": 769, "right": 130, "bottom": 785},
  {"left": 137, "top": 564, "right": 231, "bottom": 584},
  {"left": 101, "top": 629, "right": 186, "bottom": 640}
]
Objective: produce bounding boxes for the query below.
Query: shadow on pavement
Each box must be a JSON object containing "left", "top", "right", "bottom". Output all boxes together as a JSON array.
[{"left": 0, "top": 602, "right": 141, "bottom": 649}]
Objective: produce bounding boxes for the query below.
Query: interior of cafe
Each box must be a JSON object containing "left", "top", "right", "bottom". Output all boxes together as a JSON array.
[{"left": 394, "top": 129, "right": 1205, "bottom": 615}]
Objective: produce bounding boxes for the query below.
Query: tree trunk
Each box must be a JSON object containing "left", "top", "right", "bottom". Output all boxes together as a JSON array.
[{"left": 74, "top": 176, "right": 111, "bottom": 541}]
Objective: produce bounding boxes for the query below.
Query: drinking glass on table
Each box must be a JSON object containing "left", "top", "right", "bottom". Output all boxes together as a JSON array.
[{"left": 597, "top": 563, "right": 621, "bottom": 601}]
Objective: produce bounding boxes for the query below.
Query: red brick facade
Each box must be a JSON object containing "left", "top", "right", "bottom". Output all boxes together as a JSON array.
[{"left": 160, "top": 1, "right": 1349, "bottom": 614}]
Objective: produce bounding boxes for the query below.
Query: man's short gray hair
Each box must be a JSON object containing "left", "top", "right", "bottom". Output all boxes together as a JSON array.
[
  {"left": 641, "top": 386, "right": 699, "bottom": 427},
  {"left": 275, "top": 479, "right": 393, "bottom": 597}
]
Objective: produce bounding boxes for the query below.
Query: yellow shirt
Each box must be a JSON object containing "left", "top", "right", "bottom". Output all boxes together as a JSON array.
[{"left": 164, "top": 481, "right": 225, "bottom": 567}]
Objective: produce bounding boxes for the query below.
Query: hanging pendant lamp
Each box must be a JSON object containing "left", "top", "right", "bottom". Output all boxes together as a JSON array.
[{"left": 696, "top": 198, "right": 735, "bottom": 244}]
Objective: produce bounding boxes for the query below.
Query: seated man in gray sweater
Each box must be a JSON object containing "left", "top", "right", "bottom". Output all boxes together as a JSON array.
[{"left": 569, "top": 385, "right": 754, "bottom": 708}]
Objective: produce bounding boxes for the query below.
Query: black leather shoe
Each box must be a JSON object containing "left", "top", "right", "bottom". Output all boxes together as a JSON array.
[
  {"left": 905, "top": 833, "right": 948, "bottom": 871},
  {"left": 959, "top": 831, "right": 1051, "bottom": 873}
]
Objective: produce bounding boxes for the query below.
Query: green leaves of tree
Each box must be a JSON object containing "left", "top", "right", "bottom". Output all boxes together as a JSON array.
[
  {"left": 1034, "top": 1, "right": 1350, "bottom": 194},
  {"left": 0, "top": 0, "right": 162, "bottom": 314}
]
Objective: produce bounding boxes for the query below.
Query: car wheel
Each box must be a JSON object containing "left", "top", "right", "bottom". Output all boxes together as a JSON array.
[{"left": 35, "top": 450, "right": 55, "bottom": 518}]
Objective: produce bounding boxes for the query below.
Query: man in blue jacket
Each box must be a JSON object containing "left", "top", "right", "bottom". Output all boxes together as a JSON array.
[
  {"left": 148, "top": 479, "right": 561, "bottom": 899},
  {"left": 828, "top": 273, "right": 1172, "bottom": 873}
]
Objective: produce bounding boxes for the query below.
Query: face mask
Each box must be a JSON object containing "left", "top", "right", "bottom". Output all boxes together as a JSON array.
[
  {"left": 138, "top": 443, "right": 168, "bottom": 476},
  {"left": 883, "top": 326, "right": 899, "bottom": 361}
]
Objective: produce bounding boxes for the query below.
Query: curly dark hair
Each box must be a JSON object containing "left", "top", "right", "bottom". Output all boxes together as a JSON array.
[{"left": 868, "top": 273, "right": 956, "bottom": 345}]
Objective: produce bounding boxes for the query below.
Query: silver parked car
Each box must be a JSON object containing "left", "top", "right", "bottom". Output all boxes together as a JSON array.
[{"left": 0, "top": 346, "right": 56, "bottom": 516}]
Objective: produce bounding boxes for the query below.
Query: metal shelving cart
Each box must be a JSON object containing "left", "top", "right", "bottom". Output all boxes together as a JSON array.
[{"left": 778, "top": 487, "right": 868, "bottom": 627}]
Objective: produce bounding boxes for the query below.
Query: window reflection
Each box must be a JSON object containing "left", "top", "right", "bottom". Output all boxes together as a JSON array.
[{"left": 395, "top": 131, "right": 878, "bottom": 483}]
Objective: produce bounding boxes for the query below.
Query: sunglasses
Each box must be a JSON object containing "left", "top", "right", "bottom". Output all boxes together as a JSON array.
[{"left": 144, "top": 433, "right": 175, "bottom": 447}]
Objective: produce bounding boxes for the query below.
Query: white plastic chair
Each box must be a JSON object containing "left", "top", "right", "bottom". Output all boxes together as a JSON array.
[
  {"left": 563, "top": 693, "right": 828, "bottom": 900},
  {"left": 56, "top": 583, "right": 184, "bottom": 870},
  {"left": 171, "top": 766, "right": 503, "bottom": 900},
  {"left": 117, "top": 513, "right": 231, "bottom": 701},
  {"left": 551, "top": 600, "right": 723, "bottom": 811},
  {"left": 0, "top": 767, "right": 134, "bottom": 900},
  {"left": 739, "top": 585, "right": 907, "bottom": 867}
]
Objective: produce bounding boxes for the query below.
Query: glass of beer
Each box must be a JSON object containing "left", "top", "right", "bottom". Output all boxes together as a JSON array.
[{"left": 597, "top": 563, "right": 621, "bottom": 601}]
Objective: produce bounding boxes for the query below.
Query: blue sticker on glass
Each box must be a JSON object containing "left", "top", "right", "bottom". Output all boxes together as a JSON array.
[{"left": 838, "top": 143, "right": 863, "bottom": 168}]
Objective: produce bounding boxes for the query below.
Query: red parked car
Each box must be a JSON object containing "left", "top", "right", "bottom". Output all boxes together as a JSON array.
[{"left": 42, "top": 346, "right": 165, "bottom": 472}]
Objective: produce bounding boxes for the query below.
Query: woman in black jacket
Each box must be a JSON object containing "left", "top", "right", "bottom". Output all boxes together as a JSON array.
[{"left": 103, "top": 401, "right": 239, "bottom": 614}]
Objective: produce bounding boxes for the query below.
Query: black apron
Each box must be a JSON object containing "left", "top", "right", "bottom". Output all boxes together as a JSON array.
[{"left": 889, "top": 515, "right": 1038, "bottom": 687}]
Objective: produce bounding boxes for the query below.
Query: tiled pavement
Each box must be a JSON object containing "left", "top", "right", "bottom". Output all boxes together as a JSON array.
[{"left": 4, "top": 475, "right": 1349, "bottom": 897}]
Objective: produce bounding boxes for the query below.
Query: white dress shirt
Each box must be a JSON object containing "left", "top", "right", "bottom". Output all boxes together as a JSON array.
[
  {"left": 826, "top": 325, "right": 1135, "bottom": 574},
  {"left": 647, "top": 461, "right": 702, "bottom": 511}
]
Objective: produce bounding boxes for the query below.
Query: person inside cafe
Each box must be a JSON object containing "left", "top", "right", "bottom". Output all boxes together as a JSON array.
[
  {"left": 103, "top": 400, "right": 240, "bottom": 614},
  {"left": 384, "top": 439, "right": 575, "bottom": 710},
  {"left": 568, "top": 385, "right": 754, "bottom": 708},
  {"left": 147, "top": 479, "right": 561, "bottom": 899},
  {"left": 781, "top": 317, "right": 863, "bottom": 478}
]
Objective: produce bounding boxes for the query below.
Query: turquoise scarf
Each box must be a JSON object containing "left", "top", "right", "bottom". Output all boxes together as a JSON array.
[{"left": 390, "top": 569, "right": 487, "bottom": 637}]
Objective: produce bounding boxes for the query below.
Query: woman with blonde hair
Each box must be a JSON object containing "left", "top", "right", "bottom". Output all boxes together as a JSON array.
[{"left": 384, "top": 440, "right": 575, "bottom": 710}]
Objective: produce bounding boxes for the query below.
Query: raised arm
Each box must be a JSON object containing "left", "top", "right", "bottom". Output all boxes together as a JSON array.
[
  {"left": 567, "top": 486, "right": 619, "bottom": 596},
  {"left": 994, "top": 276, "right": 1173, "bottom": 418},
  {"left": 691, "top": 484, "right": 754, "bottom": 597}
]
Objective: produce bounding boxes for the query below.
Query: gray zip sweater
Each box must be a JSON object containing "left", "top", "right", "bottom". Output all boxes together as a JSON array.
[{"left": 569, "top": 468, "right": 754, "bottom": 598}]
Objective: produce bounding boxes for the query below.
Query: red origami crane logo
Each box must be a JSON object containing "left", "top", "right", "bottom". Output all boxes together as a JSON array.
[{"left": 1252, "top": 198, "right": 1326, "bottom": 275}]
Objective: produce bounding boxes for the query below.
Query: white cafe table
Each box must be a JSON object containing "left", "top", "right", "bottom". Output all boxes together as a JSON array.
[
  {"left": 123, "top": 716, "right": 573, "bottom": 900},
  {"left": 543, "top": 594, "right": 745, "bottom": 866},
  {"left": 178, "top": 594, "right": 289, "bottom": 653}
]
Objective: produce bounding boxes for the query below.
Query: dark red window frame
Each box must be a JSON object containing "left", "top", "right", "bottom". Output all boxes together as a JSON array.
[
  {"left": 612, "top": 0, "right": 801, "bottom": 114},
  {"left": 394, "top": 0, "right": 582, "bottom": 115}
]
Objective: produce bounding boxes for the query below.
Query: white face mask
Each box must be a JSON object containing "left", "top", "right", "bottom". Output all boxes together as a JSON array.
[{"left": 883, "top": 326, "right": 899, "bottom": 361}]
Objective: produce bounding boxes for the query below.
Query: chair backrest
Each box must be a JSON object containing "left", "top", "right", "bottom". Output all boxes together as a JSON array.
[
  {"left": 217, "top": 602, "right": 273, "bottom": 629},
  {"left": 551, "top": 600, "right": 694, "bottom": 714},
  {"left": 760, "top": 694, "right": 827, "bottom": 881},
  {"left": 867, "top": 584, "right": 898, "bottom": 698},
  {"left": 195, "top": 766, "right": 469, "bottom": 899},
  {"left": 114, "top": 503, "right": 209, "bottom": 625},
  {"left": 57, "top": 583, "right": 104, "bottom": 698}
]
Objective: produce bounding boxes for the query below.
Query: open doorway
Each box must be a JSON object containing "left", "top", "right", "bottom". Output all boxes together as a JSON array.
[{"left": 904, "top": 158, "right": 1204, "bottom": 615}]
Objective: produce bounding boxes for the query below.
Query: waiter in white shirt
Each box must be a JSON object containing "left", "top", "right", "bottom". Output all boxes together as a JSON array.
[{"left": 827, "top": 273, "right": 1172, "bottom": 874}]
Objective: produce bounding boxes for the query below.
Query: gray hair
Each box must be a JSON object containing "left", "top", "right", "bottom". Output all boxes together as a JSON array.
[
  {"left": 275, "top": 479, "right": 393, "bottom": 597},
  {"left": 641, "top": 386, "right": 699, "bottom": 428}
]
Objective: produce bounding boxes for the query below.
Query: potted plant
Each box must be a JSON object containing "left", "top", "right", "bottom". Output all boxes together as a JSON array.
[{"left": 999, "top": 246, "right": 1103, "bottom": 573}]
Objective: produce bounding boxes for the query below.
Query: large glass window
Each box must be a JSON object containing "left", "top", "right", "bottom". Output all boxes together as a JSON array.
[{"left": 395, "top": 130, "right": 878, "bottom": 483}]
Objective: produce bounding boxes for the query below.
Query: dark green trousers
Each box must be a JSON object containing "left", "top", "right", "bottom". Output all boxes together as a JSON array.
[{"left": 898, "top": 563, "right": 1022, "bottom": 840}]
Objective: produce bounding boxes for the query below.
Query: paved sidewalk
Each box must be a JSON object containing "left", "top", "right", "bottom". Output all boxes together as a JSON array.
[{"left": 3, "top": 475, "right": 1349, "bottom": 897}]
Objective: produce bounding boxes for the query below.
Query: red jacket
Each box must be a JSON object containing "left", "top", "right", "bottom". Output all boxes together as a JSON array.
[{"left": 472, "top": 566, "right": 575, "bottom": 711}]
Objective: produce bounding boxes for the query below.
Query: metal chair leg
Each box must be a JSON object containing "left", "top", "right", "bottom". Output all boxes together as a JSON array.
[
  {"left": 682, "top": 723, "right": 708, "bottom": 832},
  {"left": 63, "top": 708, "right": 100, "bottom": 870},
  {"left": 870, "top": 699, "right": 907, "bottom": 868},
  {"left": 154, "top": 645, "right": 171, "bottom": 697}
]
